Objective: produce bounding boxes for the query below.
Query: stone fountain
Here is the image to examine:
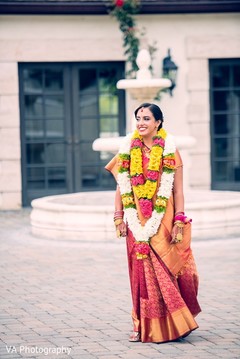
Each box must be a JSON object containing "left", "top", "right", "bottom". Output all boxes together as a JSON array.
[
  {"left": 30, "top": 49, "right": 240, "bottom": 241},
  {"left": 93, "top": 49, "right": 172, "bottom": 153},
  {"left": 92, "top": 48, "right": 196, "bottom": 189}
]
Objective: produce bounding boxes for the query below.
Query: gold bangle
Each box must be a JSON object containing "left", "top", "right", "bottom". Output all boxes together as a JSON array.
[
  {"left": 114, "top": 218, "right": 123, "bottom": 226},
  {"left": 174, "top": 221, "right": 184, "bottom": 228}
]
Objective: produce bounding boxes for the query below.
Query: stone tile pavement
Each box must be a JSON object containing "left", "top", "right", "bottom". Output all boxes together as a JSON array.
[{"left": 0, "top": 209, "right": 239, "bottom": 359}]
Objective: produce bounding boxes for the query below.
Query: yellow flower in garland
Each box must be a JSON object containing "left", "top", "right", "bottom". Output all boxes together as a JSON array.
[
  {"left": 134, "top": 181, "right": 156, "bottom": 199},
  {"left": 155, "top": 197, "right": 167, "bottom": 207},
  {"left": 148, "top": 146, "right": 163, "bottom": 171},
  {"left": 130, "top": 147, "right": 142, "bottom": 176},
  {"left": 130, "top": 128, "right": 167, "bottom": 202},
  {"left": 122, "top": 193, "right": 135, "bottom": 208}
]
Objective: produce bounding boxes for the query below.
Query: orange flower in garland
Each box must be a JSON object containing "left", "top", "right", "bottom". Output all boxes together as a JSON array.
[{"left": 163, "top": 155, "right": 176, "bottom": 171}]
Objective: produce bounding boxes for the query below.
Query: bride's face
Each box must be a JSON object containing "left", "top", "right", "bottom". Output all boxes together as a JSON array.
[{"left": 136, "top": 107, "right": 160, "bottom": 138}]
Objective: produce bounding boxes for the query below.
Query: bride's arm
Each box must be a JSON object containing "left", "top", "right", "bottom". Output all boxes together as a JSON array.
[
  {"left": 114, "top": 185, "right": 127, "bottom": 238},
  {"left": 173, "top": 165, "right": 184, "bottom": 215},
  {"left": 171, "top": 162, "right": 185, "bottom": 244}
]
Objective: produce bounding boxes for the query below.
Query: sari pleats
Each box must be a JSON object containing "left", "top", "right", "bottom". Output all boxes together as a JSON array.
[{"left": 127, "top": 229, "right": 201, "bottom": 343}]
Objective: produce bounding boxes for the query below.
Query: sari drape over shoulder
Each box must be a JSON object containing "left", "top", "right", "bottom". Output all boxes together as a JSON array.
[{"left": 105, "top": 147, "right": 201, "bottom": 343}]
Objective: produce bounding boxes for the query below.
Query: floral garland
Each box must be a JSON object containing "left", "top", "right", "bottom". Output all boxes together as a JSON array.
[
  {"left": 129, "top": 128, "right": 167, "bottom": 218},
  {"left": 117, "top": 130, "right": 176, "bottom": 257}
]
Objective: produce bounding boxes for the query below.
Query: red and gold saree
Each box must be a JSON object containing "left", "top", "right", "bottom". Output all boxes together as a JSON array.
[{"left": 105, "top": 148, "right": 201, "bottom": 343}]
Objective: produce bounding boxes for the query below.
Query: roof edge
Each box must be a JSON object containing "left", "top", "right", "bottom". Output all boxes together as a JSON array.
[{"left": 0, "top": 1, "right": 240, "bottom": 15}]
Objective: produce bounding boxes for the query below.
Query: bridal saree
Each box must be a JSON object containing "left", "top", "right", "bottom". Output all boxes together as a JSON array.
[{"left": 105, "top": 147, "right": 201, "bottom": 343}]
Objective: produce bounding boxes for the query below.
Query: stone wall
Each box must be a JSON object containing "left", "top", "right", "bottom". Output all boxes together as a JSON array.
[{"left": 0, "top": 61, "right": 21, "bottom": 208}]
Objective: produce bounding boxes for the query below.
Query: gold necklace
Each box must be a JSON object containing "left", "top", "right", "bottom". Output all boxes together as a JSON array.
[{"left": 142, "top": 143, "right": 151, "bottom": 158}]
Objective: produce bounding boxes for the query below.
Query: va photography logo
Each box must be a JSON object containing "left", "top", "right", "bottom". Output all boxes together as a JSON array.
[{"left": 6, "top": 345, "right": 72, "bottom": 356}]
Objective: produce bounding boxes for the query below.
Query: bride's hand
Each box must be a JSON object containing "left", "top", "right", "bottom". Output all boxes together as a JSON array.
[
  {"left": 116, "top": 221, "right": 127, "bottom": 238},
  {"left": 170, "top": 222, "right": 184, "bottom": 244}
]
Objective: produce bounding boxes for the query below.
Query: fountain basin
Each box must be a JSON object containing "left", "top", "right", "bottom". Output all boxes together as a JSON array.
[
  {"left": 31, "top": 192, "right": 114, "bottom": 241},
  {"left": 31, "top": 190, "right": 240, "bottom": 241}
]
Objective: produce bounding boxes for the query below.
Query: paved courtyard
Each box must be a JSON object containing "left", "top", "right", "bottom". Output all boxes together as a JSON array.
[{"left": 0, "top": 209, "right": 239, "bottom": 359}]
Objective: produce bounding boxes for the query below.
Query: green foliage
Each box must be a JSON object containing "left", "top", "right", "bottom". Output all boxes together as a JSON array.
[{"left": 109, "top": 0, "right": 157, "bottom": 78}]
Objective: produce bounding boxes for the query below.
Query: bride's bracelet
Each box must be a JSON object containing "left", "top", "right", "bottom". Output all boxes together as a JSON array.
[
  {"left": 174, "top": 214, "right": 192, "bottom": 223},
  {"left": 174, "top": 220, "right": 184, "bottom": 228},
  {"left": 175, "top": 211, "right": 184, "bottom": 216},
  {"left": 114, "top": 218, "right": 123, "bottom": 227},
  {"left": 114, "top": 210, "right": 124, "bottom": 219}
]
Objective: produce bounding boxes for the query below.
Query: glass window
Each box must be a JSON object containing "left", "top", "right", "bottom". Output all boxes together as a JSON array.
[
  {"left": 213, "top": 91, "right": 230, "bottom": 111},
  {"left": 234, "top": 163, "right": 240, "bottom": 181},
  {"left": 79, "top": 119, "right": 98, "bottom": 141},
  {"left": 100, "top": 117, "right": 118, "bottom": 137},
  {"left": 99, "top": 68, "right": 118, "bottom": 94},
  {"left": 210, "top": 59, "right": 240, "bottom": 190},
  {"left": 99, "top": 94, "right": 118, "bottom": 115},
  {"left": 45, "top": 69, "right": 63, "bottom": 91},
  {"left": 214, "top": 161, "right": 228, "bottom": 181},
  {"left": 214, "top": 160, "right": 240, "bottom": 182},
  {"left": 80, "top": 143, "right": 99, "bottom": 164},
  {"left": 46, "top": 120, "right": 64, "bottom": 138},
  {"left": 212, "top": 65, "right": 230, "bottom": 88},
  {"left": 214, "top": 138, "right": 229, "bottom": 158},
  {"left": 46, "top": 143, "right": 66, "bottom": 164},
  {"left": 47, "top": 167, "right": 66, "bottom": 189},
  {"left": 214, "top": 115, "right": 227, "bottom": 135},
  {"left": 24, "top": 95, "right": 44, "bottom": 118},
  {"left": 99, "top": 166, "right": 116, "bottom": 188},
  {"left": 27, "top": 167, "right": 45, "bottom": 189},
  {"left": 233, "top": 65, "right": 240, "bottom": 87},
  {"left": 23, "top": 68, "right": 43, "bottom": 93},
  {"left": 81, "top": 166, "right": 99, "bottom": 187},
  {"left": 79, "top": 69, "right": 97, "bottom": 93},
  {"left": 213, "top": 114, "right": 240, "bottom": 135},
  {"left": 25, "top": 120, "right": 44, "bottom": 139},
  {"left": 45, "top": 95, "right": 64, "bottom": 118},
  {"left": 233, "top": 137, "right": 240, "bottom": 161},
  {"left": 27, "top": 143, "right": 45, "bottom": 164},
  {"left": 79, "top": 95, "right": 98, "bottom": 117},
  {"left": 230, "top": 90, "right": 240, "bottom": 112}
]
